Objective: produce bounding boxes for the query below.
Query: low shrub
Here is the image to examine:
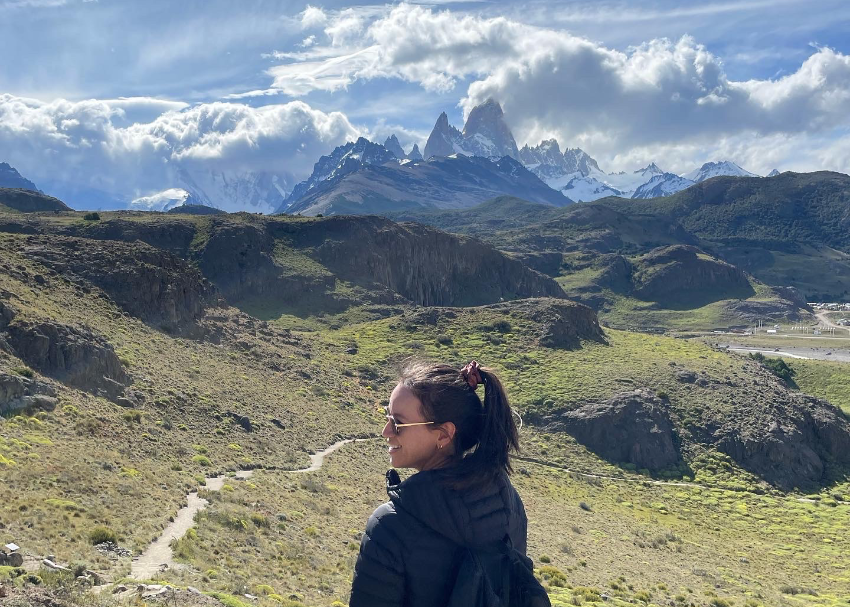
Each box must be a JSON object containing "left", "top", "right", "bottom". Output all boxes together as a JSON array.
[
  {"left": 83, "top": 212, "right": 100, "bottom": 221},
  {"left": 88, "top": 526, "right": 117, "bottom": 545}
]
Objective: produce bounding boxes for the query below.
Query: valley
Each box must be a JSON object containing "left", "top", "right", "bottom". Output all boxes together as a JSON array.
[{"left": 0, "top": 203, "right": 848, "bottom": 607}]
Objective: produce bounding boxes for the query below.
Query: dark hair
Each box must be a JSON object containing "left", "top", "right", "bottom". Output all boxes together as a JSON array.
[{"left": 399, "top": 360, "right": 520, "bottom": 489}]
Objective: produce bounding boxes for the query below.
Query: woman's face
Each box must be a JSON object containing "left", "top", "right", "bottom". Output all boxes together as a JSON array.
[{"left": 383, "top": 383, "right": 450, "bottom": 471}]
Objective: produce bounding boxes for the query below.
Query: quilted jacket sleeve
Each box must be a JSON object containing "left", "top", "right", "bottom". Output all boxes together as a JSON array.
[{"left": 349, "top": 502, "right": 406, "bottom": 607}]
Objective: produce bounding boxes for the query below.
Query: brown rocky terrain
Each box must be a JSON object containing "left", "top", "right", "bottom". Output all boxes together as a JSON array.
[
  {"left": 0, "top": 213, "right": 566, "bottom": 313},
  {"left": 544, "top": 389, "right": 680, "bottom": 472}
]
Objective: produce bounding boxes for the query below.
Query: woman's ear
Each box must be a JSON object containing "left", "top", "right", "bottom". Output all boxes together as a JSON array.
[{"left": 437, "top": 421, "right": 456, "bottom": 447}]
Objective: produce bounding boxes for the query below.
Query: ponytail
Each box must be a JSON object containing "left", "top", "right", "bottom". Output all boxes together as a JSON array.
[{"left": 399, "top": 360, "right": 520, "bottom": 489}]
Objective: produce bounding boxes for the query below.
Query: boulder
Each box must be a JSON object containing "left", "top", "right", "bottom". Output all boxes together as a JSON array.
[
  {"left": 5, "top": 320, "right": 131, "bottom": 399},
  {"left": 713, "top": 393, "right": 850, "bottom": 491},
  {"left": 546, "top": 389, "right": 680, "bottom": 471},
  {"left": 0, "top": 370, "right": 58, "bottom": 415}
]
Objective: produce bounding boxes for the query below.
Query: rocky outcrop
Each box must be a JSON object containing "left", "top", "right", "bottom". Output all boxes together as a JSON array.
[
  {"left": 545, "top": 389, "right": 680, "bottom": 471},
  {"left": 283, "top": 216, "right": 567, "bottom": 307},
  {"left": 712, "top": 393, "right": 850, "bottom": 491},
  {"left": 487, "top": 298, "right": 605, "bottom": 348},
  {"left": 0, "top": 188, "right": 70, "bottom": 212},
  {"left": 5, "top": 320, "right": 131, "bottom": 400},
  {"left": 22, "top": 237, "right": 216, "bottom": 334},
  {"left": 0, "top": 369, "right": 57, "bottom": 415},
  {"left": 74, "top": 218, "right": 197, "bottom": 257},
  {"left": 722, "top": 298, "right": 812, "bottom": 323},
  {"left": 631, "top": 245, "right": 754, "bottom": 305}
]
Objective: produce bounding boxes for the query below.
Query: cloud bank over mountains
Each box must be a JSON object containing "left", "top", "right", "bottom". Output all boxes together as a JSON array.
[
  {"left": 1, "top": 1, "right": 850, "bottom": 207},
  {"left": 0, "top": 94, "right": 359, "bottom": 208},
  {"left": 269, "top": 3, "right": 850, "bottom": 174}
]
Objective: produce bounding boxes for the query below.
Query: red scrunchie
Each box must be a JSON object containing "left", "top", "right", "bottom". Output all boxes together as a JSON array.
[{"left": 461, "top": 360, "right": 484, "bottom": 390}]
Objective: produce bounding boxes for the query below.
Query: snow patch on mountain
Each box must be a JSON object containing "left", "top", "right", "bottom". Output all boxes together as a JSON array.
[
  {"left": 175, "top": 169, "right": 291, "bottom": 215},
  {"left": 424, "top": 100, "right": 518, "bottom": 160},
  {"left": 685, "top": 161, "right": 758, "bottom": 182},
  {"left": 283, "top": 137, "right": 397, "bottom": 209},
  {"left": 560, "top": 176, "right": 622, "bottom": 202},
  {"left": 632, "top": 173, "right": 695, "bottom": 199},
  {"left": 130, "top": 188, "right": 194, "bottom": 212},
  {"left": 767, "top": 168, "right": 781, "bottom": 177}
]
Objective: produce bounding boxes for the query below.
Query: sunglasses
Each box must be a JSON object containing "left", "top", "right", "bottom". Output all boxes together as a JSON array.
[{"left": 385, "top": 414, "right": 435, "bottom": 435}]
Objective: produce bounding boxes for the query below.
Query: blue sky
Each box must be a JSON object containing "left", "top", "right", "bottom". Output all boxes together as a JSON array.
[{"left": 1, "top": 0, "right": 849, "bottom": 202}]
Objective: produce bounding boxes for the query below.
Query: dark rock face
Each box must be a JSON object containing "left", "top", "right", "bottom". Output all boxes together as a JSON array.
[
  {"left": 713, "top": 393, "right": 850, "bottom": 491},
  {"left": 5, "top": 320, "right": 131, "bottom": 400},
  {"left": 22, "top": 237, "right": 216, "bottom": 334},
  {"left": 0, "top": 163, "right": 40, "bottom": 191},
  {"left": 0, "top": 188, "right": 70, "bottom": 212},
  {"left": 73, "top": 218, "right": 197, "bottom": 257},
  {"left": 495, "top": 298, "right": 604, "bottom": 349},
  {"left": 546, "top": 389, "right": 680, "bottom": 471},
  {"left": 290, "top": 216, "right": 567, "bottom": 307},
  {"left": 631, "top": 245, "right": 754, "bottom": 306},
  {"left": 0, "top": 370, "right": 57, "bottom": 415},
  {"left": 722, "top": 297, "right": 810, "bottom": 323}
]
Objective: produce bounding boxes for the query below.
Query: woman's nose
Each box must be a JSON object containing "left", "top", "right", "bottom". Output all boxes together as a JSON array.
[{"left": 381, "top": 418, "right": 393, "bottom": 439}]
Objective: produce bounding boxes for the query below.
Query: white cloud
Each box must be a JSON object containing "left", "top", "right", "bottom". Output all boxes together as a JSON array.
[
  {"left": 300, "top": 5, "right": 327, "bottom": 30},
  {"left": 0, "top": 94, "right": 360, "bottom": 206},
  {"left": 261, "top": 3, "right": 850, "bottom": 173}
]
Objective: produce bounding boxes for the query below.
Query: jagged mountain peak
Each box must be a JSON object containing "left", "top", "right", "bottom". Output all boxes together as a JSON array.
[
  {"left": 383, "top": 134, "right": 406, "bottom": 159},
  {"left": 563, "top": 147, "right": 603, "bottom": 176},
  {"left": 636, "top": 162, "right": 664, "bottom": 175},
  {"left": 282, "top": 137, "right": 396, "bottom": 210},
  {"left": 407, "top": 144, "right": 423, "bottom": 161},
  {"left": 461, "top": 99, "right": 518, "bottom": 159},
  {"left": 0, "top": 161, "right": 40, "bottom": 192},
  {"left": 767, "top": 168, "right": 781, "bottom": 177}
]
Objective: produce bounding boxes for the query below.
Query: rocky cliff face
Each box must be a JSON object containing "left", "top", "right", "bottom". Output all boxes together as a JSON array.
[
  {"left": 423, "top": 112, "right": 464, "bottom": 159},
  {"left": 712, "top": 392, "right": 850, "bottom": 491},
  {"left": 6, "top": 320, "right": 131, "bottom": 400},
  {"left": 631, "top": 245, "right": 755, "bottom": 306},
  {"left": 546, "top": 388, "right": 680, "bottom": 471},
  {"left": 283, "top": 216, "right": 567, "bottom": 306},
  {"left": 20, "top": 236, "right": 217, "bottom": 335}
]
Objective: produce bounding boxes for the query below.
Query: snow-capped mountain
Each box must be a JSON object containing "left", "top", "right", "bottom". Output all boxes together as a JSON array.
[
  {"left": 518, "top": 139, "right": 571, "bottom": 181},
  {"left": 460, "top": 99, "right": 519, "bottom": 159},
  {"left": 423, "top": 99, "right": 518, "bottom": 160},
  {"left": 0, "top": 162, "right": 40, "bottom": 192},
  {"left": 560, "top": 176, "right": 621, "bottom": 202},
  {"left": 603, "top": 163, "right": 666, "bottom": 196},
  {"left": 767, "top": 169, "right": 781, "bottom": 177},
  {"left": 563, "top": 148, "right": 603, "bottom": 176},
  {"left": 174, "top": 168, "right": 291, "bottom": 215},
  {"left": 130, "top": 188, "right": 199, "bottom": 212},
  {"left": 282, "top": 137, "right": 396, "bottom": 210},
  {"left": 519, "top": 140, "right": 617, "bottom": 201},
  {"left": 632, "top": 173, "right": 696, "bottom": 199},
  {"left": 685, "top": 161, "right": 758, "bottom": 182},
  {"left": 282, "top": 153, "right": 570, "bottom": 216}
]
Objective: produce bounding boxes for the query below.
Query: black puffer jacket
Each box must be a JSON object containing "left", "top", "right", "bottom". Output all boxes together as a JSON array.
[{"left": 349, "top": 468, "right": 528, "bottom": 607}]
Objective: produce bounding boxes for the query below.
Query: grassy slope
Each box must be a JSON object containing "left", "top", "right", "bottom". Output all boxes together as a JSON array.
[
  {"left": 2, "top": 213, "right": 850, "bottom": 607},
  {"left": 150, "top": 308, "right": 850, "bottom": 607}
]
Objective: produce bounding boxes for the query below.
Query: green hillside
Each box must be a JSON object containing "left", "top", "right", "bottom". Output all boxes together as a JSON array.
[{"left": 1, "top": 208, "right": 849, "bottom": 607}]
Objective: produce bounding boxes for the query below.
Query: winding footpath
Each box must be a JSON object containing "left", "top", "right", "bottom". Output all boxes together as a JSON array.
[{"left": 130, "top": 438, "right": 367, "bottom": 580}]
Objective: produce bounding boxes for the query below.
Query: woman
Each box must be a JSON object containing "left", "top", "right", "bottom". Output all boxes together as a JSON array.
[{"left": 349, "top": 360, "right": 528, "bottom": 607}]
